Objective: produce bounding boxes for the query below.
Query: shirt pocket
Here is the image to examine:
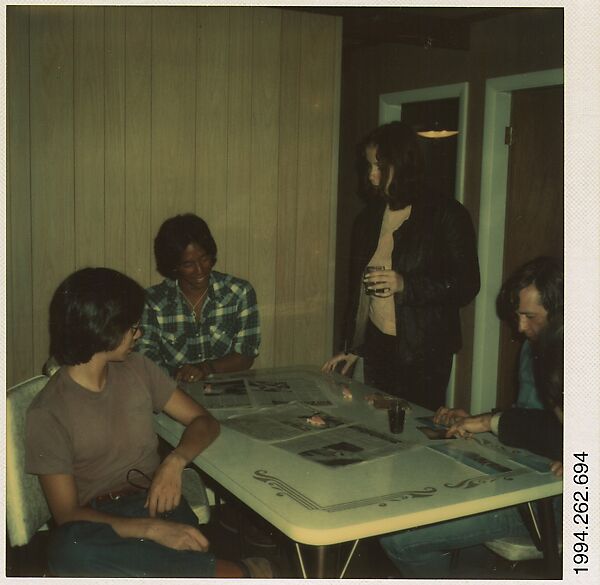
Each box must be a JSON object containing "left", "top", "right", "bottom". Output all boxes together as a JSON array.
[
  {"left": 162, "top": 330, "right": 189, "bottom": 353},
  {"left": 209, "top": 324, "right": 234, "bottom": 352}
]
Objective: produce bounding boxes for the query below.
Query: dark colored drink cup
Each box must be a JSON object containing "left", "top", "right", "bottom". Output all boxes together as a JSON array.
[
  {"left": 388, "top": 401, "right": 405, "bottom": 434},
  {"left": 364, "top": 265, "right": 388, "bottom": 295}
]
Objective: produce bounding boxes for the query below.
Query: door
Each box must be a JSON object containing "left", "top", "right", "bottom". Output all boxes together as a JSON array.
[{"left": 496, "top": 85, "right": 564, "bottom": 409}]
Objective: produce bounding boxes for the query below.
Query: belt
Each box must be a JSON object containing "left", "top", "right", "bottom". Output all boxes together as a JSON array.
[{"left": 90, "top": 486, "right": 145, "bottom": 505}]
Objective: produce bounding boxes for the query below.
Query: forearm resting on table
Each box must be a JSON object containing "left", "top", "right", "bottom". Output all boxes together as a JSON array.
[
  {"left": 208, "top": 352, "right": 254, "bottom": 374},
  {"left": 172, "top": 413, "right": 220, "bottom": 463}
]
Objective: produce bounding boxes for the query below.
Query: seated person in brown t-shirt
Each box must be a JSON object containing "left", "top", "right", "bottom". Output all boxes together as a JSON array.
[{"left": 25, "top": 267, "right": 274, "bottom": 578}]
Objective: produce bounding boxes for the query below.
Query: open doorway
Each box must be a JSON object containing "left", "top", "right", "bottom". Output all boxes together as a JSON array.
[
  {"left": 379, "top": 82, "right": 469, "bottom": 205},
  {"left": 470, "top": 68, "right": 564, "bottom": 413},
  {"left": 401, "top": 97, "right": 459, "bottom": 200}
]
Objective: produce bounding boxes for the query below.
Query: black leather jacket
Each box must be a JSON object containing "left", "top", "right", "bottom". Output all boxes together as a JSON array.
[
  {"left": 345, "top": 195, "right": 480, "bottom": 363},
  {"left": 498, "top": 408, "right": 562, "bottom": 460}
]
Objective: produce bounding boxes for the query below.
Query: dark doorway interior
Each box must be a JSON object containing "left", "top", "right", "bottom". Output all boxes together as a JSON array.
[{"left": 401, "top": 97, "right": 459, "bottom": 200}]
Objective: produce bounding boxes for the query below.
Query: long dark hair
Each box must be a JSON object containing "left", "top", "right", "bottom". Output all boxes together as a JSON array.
[{"left": 362, "top": 121, "right": 425, "bottom": 210}]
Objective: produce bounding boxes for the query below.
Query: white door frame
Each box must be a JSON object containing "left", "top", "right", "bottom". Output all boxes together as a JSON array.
[
  {"left": 378, "top": 82, "right": 469, "bottom": 405},
  {"left": 470, "top": 68, "right": 564, "bottom": 414}
]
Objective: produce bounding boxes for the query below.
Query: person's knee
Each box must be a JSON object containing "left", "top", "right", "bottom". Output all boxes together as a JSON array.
[
  {"left": 48, "top": 521, "right": 114, "bottom": 576},
  {"left": 380, "top": 531, "right": 413, "bottom": 560}
]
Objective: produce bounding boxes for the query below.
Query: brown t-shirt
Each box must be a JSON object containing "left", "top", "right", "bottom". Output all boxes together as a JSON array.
[{"left": 26, "top": 353, "right": 177, "bottom": 506}]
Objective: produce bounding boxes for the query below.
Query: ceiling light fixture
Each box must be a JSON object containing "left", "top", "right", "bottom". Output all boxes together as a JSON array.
[{"left": 416, "top": 129, "right": 459, "bottom": 139}]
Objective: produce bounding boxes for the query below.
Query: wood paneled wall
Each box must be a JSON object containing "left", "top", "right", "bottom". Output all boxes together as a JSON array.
[{"left": 6, "top": 6, "right": 342, "bottom": 386}]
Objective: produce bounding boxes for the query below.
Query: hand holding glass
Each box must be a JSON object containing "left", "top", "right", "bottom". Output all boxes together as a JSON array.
[{"left": 363, "top": 266, "right": 390, "bottom": 295}]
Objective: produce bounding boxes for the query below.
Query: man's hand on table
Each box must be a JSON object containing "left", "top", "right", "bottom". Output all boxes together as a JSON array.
[
  {"left": 550, "top": 460, "right": 563, "bottom": 478},
  {"left": 175, "top": 364, "right": 206, "bottom": 384},
  {"left": 433, "top": 406, "right": 471, "bottom": 426},
  {"left": 446, "top": 413, "right": 493, "bottom": 438},
  {"left": 322, "top": 352, "right": 359, "bottom": 376}
]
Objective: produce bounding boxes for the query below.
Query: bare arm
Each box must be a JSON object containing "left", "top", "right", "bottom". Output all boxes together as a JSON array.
[
  {"left": 39, "top": 474, "right": 209, "bottom": 552},
  {"left": 146, "top": 388, "right": 220, "bottom": 516}
]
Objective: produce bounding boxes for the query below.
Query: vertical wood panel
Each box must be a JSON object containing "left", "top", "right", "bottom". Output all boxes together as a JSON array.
[
  {"left": 7, "top": 6, "right": 34, "bottom": 385},
  {"left": 7, "top": 6, "right": 341, "bottom": 382},
  {"left": 224, "top": 7, "right": 252, "bottom": 278},
  {"left": 74, "top": 6, "right": 105, "bottom": 268},
  {"left": 294, "top": 13, "right": 337, "bottom": 364},
  {"left": 248, "top": 8, "right": 281, "bottom": 367},
  {"left": 124, "top": 7, "right": 152, "bottom": 286},
  {"left": 152, "top": 6, "right": 197, "bottom": 264},
  {"left": 30, "top": 6, "right": 75, "bottom": 372},
  {"left": 104, "top": 6, "right": 126, "bottom": 272},
  {"left": 195, "top": 7, "right": 230, "bottom": 268},
  {"left": 273, "top": 10, "right": 301, "bottom": 366}
]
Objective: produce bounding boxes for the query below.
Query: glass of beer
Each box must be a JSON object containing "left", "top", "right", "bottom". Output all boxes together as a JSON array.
[{"left": 363, "top": 265, "right": 388, "bottom": 295}]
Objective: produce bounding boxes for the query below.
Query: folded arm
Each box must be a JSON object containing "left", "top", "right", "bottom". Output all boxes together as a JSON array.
[{"left": 39, "top": 474, "right": 210, "bottom": 552}]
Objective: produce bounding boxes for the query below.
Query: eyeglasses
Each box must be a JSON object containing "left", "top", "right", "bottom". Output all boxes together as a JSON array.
[{"left": 130, "top": 323, "right": 141, "bottom": 335}]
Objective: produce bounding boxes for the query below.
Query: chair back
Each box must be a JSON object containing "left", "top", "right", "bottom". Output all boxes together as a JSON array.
[{"left": 6, "top": 375, "right": 52, "bottom": 546}]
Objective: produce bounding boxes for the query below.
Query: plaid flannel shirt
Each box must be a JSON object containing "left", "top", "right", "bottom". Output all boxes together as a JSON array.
[{"left": 135, "top": 272, "right": 260, "bottom": 377}]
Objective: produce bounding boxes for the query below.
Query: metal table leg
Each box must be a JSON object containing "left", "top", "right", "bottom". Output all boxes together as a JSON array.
[
  {"left": 294, "top": 540, "right": 360, "bottom": 578},
  {"left": 537, "top": 496, "right": 561, "bottom": 578}
]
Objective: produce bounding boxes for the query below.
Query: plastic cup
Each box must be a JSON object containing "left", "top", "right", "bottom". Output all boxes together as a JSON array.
[{"left": 387, "top": 401, "right": 406, "bottom": 434}]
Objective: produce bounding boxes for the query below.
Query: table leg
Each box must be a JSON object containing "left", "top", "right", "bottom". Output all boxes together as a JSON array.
[
  {"left": 294, "top": 540, "right": 360, "bottom": 578},
  {"left": 537, "top": 496, "right": 561, "bottom": 578}
]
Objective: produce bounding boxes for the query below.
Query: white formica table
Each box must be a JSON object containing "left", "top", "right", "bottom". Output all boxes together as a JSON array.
[{"left": 154, "top": 366, "right": 562, "bottom": 578}]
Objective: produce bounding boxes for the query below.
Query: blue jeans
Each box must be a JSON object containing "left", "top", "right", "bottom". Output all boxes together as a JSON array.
[
  {"left": 380, "top": 498, "right": 562, "bottom": 579},
  {"left": 48, "top": 493, "right": 216, "bottom": 577}
]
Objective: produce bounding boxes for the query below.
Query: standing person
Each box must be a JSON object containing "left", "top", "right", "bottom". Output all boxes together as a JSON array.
[
  {"left": 322, "top": 121, "right": 480, "bottom": 410},
  {"left": 135, "top": 213, "right": 261, "bottom": 383},
  {"left": 26, "top": 268, "right": 273, "bottom": 578},
  {"left": 496, "top": 256, "right": 563, "bottom": 409}
]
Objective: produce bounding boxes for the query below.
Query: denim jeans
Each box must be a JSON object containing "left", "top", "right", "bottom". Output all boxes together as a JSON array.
[
  {"left": 48, "top": 493, "right": 216, "bottom": 577},
  {"left": 380, "top": 498, "right": 562, "bottom": 579}
]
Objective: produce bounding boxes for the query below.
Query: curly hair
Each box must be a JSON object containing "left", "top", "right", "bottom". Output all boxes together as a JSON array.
[
  {"left": 49, "top": 267, "right": 145, "bottom": 365},
  {"left": 361, "top": 121, "right": 425, "bottom": 210},
  {"left": 496, "top": 256, "right": 564, "bottom": 327},
  {"left": 154, "top": 213, "right": 217, "bottom": 278}
]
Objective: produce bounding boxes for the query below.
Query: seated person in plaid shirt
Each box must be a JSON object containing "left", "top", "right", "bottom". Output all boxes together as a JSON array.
[{"left": 135, "top": 213, "right": 260, "bottom": 383}]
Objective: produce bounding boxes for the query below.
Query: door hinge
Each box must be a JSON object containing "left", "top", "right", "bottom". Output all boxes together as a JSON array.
[{"left": 504, "top": 126, "right": 513, "bottom": 146}]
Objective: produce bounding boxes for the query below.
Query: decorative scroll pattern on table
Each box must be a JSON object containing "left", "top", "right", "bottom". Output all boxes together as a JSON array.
[
  {"left": 444, "top": 468, "right": 529, "bottom": 489},
  {"left": 253, "top": 469, "right": 436, "bottom": 512}
]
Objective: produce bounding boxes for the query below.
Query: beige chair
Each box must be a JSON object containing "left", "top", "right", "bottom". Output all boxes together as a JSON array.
[
  {"left": 6, "top": 375, "right": 53, "bottom": 547},
  {"left": 8, "top": 369, "right": 209, "bottom": 541}
]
